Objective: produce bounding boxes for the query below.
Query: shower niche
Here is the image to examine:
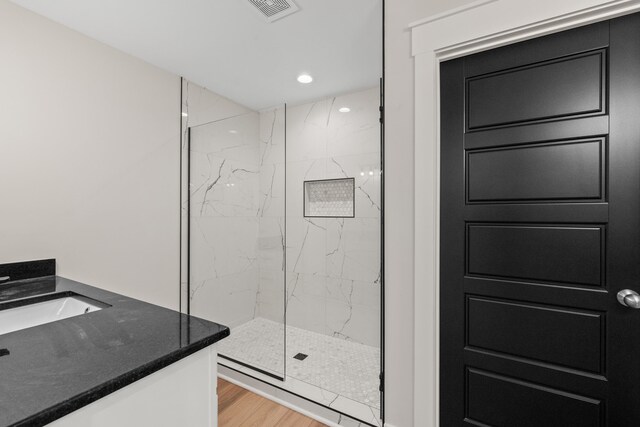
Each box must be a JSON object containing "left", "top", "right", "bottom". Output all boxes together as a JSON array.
[{"left": 304, "top": 178, "right": 356, "bottom": 218}]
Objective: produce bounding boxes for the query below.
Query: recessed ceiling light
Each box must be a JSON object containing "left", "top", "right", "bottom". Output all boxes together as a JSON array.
[
  {"left": 338, "top": 107, "right": 351, "bottom": 113},
  {"left": 297, "top": 74, "right": 313, "bottom": 84},
  {"left": 229, "top": 130, "right": 238, "bottom": 134},
  {"left": 181, "top": 112, "right": 188, "bottom": 117}
]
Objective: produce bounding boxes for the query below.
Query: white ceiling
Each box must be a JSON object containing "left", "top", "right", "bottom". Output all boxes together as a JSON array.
[{"left": 10, "top": 0, "right": 383, "bottom": 110}]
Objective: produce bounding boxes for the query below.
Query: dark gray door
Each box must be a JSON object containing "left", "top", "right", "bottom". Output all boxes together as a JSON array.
[{"left": 440, "top": 14, "right": 640, "bottom": 426}]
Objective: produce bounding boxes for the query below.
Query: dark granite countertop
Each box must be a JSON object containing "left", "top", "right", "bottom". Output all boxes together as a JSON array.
[{"left": 0, "top": 273, "right": 229, "bottom": 427}]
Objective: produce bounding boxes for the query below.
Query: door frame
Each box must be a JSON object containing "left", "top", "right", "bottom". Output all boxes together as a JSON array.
[{"left": 411, "top": 0, "right": 640, "bottom": 425}]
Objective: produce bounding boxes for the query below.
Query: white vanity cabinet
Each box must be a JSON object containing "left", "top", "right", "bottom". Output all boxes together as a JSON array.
[{"left": 49, "top": 346, "right": 218, "bottom": 427}]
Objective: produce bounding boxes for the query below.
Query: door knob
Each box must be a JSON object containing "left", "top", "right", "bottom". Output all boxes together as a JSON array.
[{"left": 617, "top": 289, "right": 640, "bottom": 309}]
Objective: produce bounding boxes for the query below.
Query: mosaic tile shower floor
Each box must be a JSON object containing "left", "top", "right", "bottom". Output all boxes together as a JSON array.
[{"left": 217, "top": 318, "right": 381, "bottom": 422}]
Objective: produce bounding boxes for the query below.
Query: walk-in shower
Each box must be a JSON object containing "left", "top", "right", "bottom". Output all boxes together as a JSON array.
[
  {"left": 179, "top": 3, "right": 383, "bottom": 424},
  {"left": 182, "top": 81, "right": 383, "bottom": 425}
]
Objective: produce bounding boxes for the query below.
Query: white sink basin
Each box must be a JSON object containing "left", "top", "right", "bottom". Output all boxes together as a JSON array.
[{"left": 0, "top": 295, "right": 105, "bottom": 336}]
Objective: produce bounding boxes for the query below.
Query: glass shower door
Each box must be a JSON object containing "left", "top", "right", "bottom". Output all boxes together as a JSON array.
[{"left": 188, "top": 107, "right": 286, "bottom": 379}]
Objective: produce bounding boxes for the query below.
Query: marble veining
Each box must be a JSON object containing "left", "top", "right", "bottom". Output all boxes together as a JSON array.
[
  {"left": 189, "top": 112, "right": 263, "bottom": 331},
  {"left": 280, "top": 87, "right": 381, "bottom": 347},
  {"left": 180, "top": 79, "right": 256, "bottom": 312}
]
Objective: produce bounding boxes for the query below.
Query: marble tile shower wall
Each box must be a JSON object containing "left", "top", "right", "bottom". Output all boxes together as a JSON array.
[
  {"left": 189, "top": 112, "right": 263, "bottom": 328},
  {"left": 257, "top": 87, "right": 381, "bottom": 347},
  {"left": 256, "top": 106, "right": 287, "bottom": 325},
  {"left": 181, "top": 80, "right": 253, "bottom": 315}
]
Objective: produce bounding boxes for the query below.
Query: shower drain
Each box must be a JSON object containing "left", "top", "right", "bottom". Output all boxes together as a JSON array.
[{"left": 293, "top": 353, "right": 308, "bottom": 361}]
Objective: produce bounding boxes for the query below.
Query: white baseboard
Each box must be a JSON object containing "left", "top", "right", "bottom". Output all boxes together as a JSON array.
[{"left": 218, "top": 373, "right": 342, "bottom": 427}]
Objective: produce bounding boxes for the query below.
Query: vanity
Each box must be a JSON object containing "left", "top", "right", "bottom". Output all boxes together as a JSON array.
[{"left": 0, "top": 260, "right": 229, "bottom": 427}]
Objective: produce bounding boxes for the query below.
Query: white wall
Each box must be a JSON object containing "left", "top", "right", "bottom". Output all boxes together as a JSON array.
[
  {"left": 384, "top": 0, "right": 475, "bottom": 425},
  {"left": 0, "top": 0, "right": 181, "bottom": 309}
]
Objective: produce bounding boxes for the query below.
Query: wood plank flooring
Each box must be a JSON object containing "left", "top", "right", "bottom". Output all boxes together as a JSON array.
[{"left": 218, "top": 378, "right": 328, "bottom": 427}]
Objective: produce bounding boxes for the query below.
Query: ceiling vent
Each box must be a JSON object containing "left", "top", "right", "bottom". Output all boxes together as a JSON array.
[{"left": 248, "top": 0, "right": 300, "bottom": 22}]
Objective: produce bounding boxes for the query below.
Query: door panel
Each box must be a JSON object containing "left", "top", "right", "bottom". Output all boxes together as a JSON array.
[
  {"left": 440, "top": 13, "right": 640, "bottom": 426},
  {"left": 466, "top": 139, "right": 605, "bottom": 203},
  {"left": 467, "top": 224, "right": 604, "bottom": 286},
  {"left": 467, "top": 51, "right": 606, "bottom": 130},
  {"left": 466, "top": 297, "right": 604, "bottom": 374}
]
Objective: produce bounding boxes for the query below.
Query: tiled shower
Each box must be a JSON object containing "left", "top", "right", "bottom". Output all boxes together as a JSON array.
[{"left": 185, "top": 81, "right": 382, "bottom": 425}]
